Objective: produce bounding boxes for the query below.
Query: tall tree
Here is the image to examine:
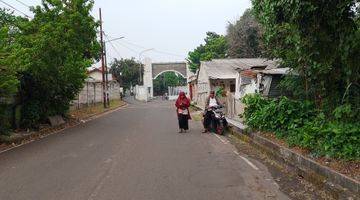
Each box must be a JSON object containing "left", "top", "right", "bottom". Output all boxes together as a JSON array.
[
  {"left": 13, "top": 0, "right": 100, "bottom": 127},
  {"left": 187, "top": 32, "right": 228, "bottom": 73},
  {"left": 226, "top": 9, "right": 264, "bottom": 58},
  {"left": 0, "top": 9, "right": 26, "bottom": 133},
  {"left": 110, "top": 58, "right": 143, "bottom": 90},
  {"left": 252, "top": 0, "right": 360, "bottom": 112}
]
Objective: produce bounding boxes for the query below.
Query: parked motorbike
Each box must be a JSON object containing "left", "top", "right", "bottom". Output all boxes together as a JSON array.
[{"left": 207, "top": 105, "right": 228, "bottom": 135}]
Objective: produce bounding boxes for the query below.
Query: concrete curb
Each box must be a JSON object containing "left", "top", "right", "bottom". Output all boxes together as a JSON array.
[{"left": 230, "top": 124, "right": 359, "bottom": 196}]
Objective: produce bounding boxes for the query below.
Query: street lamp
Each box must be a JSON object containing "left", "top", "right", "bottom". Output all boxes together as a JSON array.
[{"left": 139, "top": 48, "right": 154, "bottom": 84}]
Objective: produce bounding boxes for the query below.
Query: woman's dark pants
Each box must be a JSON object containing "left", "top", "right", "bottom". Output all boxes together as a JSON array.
[{"left": 178, "top": 114, "right": 189, "bottom": 130}]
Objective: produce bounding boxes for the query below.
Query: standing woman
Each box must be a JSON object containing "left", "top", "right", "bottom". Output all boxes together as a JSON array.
[{"left": 175, "top": 92, "right": 191, "bottom": 133}]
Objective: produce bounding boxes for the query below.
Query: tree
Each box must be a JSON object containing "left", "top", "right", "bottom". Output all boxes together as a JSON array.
[
  {"left": 153, "top": 72, "right": 186, "bottom": 96},
  {"left": 0, "top": 9, "right": 25, "bottom": 133},
  {"left": 110, "top": 58, "right": 143, "bottom": 91},
  {"left": 187, "top": 32, "right": 228, "bottom": 73},
  {"left": 226, "top": 9, "right": 264, "bottom": 58},
  {"left": 252, "top": 0, "right": 360, "bottom": 113},
  {"left": 12, "top": 0, "right": 100, "bottom": 128}
]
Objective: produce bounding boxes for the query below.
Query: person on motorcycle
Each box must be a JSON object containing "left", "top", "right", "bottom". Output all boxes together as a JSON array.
[{"left": 202, "top": 91, "right": 221, "bottom": 133}]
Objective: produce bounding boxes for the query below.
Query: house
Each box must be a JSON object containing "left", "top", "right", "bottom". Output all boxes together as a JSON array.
[
  {"left": 196, "top": 59, "right": 238, "bottom": 109},
  {"left": 195, "top": 58, "right": 279, "bottom": 109}
]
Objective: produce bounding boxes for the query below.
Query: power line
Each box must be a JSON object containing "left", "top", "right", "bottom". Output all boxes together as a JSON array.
[
  {"left": 14, "top": 0, "right": 30, "bottom": 8},
  {"left": 153, "top": 49, "right": 185, "bottom": 58},
  {"left": 116, "top": 42, "right": 140, "bottom": 55},
  {"left": 121, "top": 39, "right": 185, "bottom": 58},
  {"left": 0, "top": 0, "right": 31, "bottom": 18},
  {"left": 104, "top": 33, "right": 123, "bottom": 59}
]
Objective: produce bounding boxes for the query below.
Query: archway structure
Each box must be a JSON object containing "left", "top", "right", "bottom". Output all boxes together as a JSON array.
[{"left": 143, "top": 59, "right": 188, "bottom": 99}]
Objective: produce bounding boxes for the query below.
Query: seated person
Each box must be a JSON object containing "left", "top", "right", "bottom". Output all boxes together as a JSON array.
[{"left": 202, "top": 91, "right": 221, "bottom": 133}]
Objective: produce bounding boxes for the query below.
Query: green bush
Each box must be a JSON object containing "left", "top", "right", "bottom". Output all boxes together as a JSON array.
[{"left": 242, "top": 94, "right": 360, "bottom": 160}]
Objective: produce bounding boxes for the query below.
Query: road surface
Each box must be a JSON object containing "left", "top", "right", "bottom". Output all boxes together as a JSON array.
[{"left": 0, "top": 99, "right": 290, "bottom": 200}]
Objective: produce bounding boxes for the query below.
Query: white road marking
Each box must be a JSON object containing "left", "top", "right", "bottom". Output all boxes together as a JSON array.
[
  {"left": 213, "top": 133, "right": 228, "bottom": 144},
  {"left": 234, "top": 150, "right": 259, "bottom": 171}
]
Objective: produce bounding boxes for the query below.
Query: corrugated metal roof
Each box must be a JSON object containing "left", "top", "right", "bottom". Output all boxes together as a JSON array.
[{"left": 201, "top": 58, "right": 279, "bottom": 79}]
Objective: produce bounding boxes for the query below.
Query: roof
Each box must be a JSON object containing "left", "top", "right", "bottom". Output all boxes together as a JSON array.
[
  {"left": 261, "top": 67, "right": 292, "bottom": 75},
  {"left": 201, "top": 58, "right": 279, "bottom": 80}
]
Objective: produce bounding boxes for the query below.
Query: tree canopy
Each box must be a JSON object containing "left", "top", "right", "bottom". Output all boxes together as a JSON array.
[
  {"left": 226, "top": 9, "right": 264, "bottom": 58},
  {"left": 110, "top": 58, "right": 143, "bottom": 90},
  {"left": 153, "top": 71, "right": 186, "bottom": 96},
  {"left": 252, "top": 0, "right": 360, "bottom": 113},
  {"left": 187, "top": 32, "right": 228, "bottom": 73},
  {"left": 9, "top": 0, "right": 100, "bottom": 127}
]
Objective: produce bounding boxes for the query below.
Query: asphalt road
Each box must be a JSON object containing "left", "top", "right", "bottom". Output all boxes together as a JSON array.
[{"left": 0, "top": 99, "right": 290, "bottom": 200}]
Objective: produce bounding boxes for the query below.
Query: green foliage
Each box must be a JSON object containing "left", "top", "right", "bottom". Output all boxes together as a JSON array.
[
  {"left": 8, "top": 0, "right": 100, "bottom": 128},
  {"left": 153, "top": 72, "right": 186, "bottom": 96},
  {"left": 0, "top": 9, "right": 24, "bottom": 134},
  {"left": 242, "top": 94, "right": 360, "bottom": 159},
  {"left": 187, "top": 32, "right": 228, "bottom": 73},
  {"left": 226, "top": 9, "right": 264, "bottom": 58},
  {"left": 252, "top": 0, "right": 360, "bottom": 111},
  {"left": 110, "top": 58, "right": 142, "bottom": 90}
]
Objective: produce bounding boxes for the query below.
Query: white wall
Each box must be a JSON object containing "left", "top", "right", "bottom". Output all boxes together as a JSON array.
[
  {"left": 135, "top": 85, "right": 149, "bottom": 102},
  {"left": 196, "top": 63, "right": 211, "bottom": 109},
  {"left": 143, "top": 58, "right": 153, "bottom": 99}
]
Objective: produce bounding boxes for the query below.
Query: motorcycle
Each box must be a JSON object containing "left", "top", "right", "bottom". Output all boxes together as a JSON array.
[{"left": 206, "top": 105, "right": 228, "bottom": 135}]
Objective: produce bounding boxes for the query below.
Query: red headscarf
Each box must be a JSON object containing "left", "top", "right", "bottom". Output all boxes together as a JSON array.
[
  {"left": 175, "top": 92, "right": 191, "bottom": 119},
  {"left": 175, "top": 92, "right": 190, "bottom": 109}
]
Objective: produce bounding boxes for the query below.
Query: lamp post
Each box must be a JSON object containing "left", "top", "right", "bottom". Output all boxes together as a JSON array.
[{"left": 138, "top": 48, "right": 154, "bottom": 84}]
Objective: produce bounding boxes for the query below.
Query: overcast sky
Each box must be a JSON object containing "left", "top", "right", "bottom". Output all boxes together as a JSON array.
[{"left": 5, "top": 0, "right": 251, "bottom": 63}]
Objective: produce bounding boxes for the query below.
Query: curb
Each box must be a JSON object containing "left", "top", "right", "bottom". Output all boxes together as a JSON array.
[
  {"left": 0, "top": 103, "right": 127, "bottom": 154},
  {"left": 229, "top": 124, "right": 359, "bottom": 196}
]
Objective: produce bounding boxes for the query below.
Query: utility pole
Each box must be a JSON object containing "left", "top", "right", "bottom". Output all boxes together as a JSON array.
[
  {"left": 99, "top": 8, "right": 107, "bottom": 108},
  {"left": 104, "top": 41, "right": 110, "bottom": 107}
]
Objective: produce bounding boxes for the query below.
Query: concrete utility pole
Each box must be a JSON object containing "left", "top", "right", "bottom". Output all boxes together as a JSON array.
[
  {"left": 104, "top": 41, "right": 110, "bottom": 107},
  {"left": 99, "top": 8, "right": 107, "bottom": 108},
  {"left": 103, "top": 37, "right": 125, "bottom": 107},
  {"left": 139, "top": 48, "right": 154, "bottom": 84}
]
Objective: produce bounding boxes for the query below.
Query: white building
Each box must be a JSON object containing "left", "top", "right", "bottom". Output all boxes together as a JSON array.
[{"left": 195, "top": 58, "right": 280, "bottom": 119}]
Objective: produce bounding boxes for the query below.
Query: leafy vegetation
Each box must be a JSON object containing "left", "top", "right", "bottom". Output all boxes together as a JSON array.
[
  {"left": 110, "top": 58, "right": 142, "bottom": 91},
  {"left": 187, "top": 32, "right": 228, "bottom": 73},
  {"left": 226, "top": 9, "right": 264, "bottom": 58},
  {"left": 0, "top": 1, "right": 99, "bottom": 131},
  {"left": 252, "top": 0, "right": 360, "bottom": 112},
  {"left": 0, "top": 9, "right": 24, "bottom": 134},
  {"left": 238, "top": 0, "right": 360, "bottom": 160},
  {"left": 153, "top": 72, "right": 186, "bottom": 96},
  {"left": 242, "top": 94, "right": 359, "bottom": 160}
]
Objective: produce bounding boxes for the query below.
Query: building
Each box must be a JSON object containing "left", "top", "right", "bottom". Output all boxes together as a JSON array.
[
  {"left": 194, "top": 58, "right": 284, "bottom": 120},
  {"left": 71, "top": 68, "right": 122, "bottom": 109}
]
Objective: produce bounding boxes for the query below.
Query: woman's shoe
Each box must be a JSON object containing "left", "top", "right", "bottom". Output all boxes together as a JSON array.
[
  {"left": 202, "top": 129, "right": 208, "bottom": 133},
  {"left": 179, "top": 129, "right": 183, "bottom": 133}
]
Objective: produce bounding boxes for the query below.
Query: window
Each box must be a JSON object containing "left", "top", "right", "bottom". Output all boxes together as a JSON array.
[{"left": 230, "top": 84, "right": 236, "bottom": 93}]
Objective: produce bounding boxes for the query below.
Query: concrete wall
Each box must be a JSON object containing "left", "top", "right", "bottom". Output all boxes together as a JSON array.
[
  {"left": 135, "top": 85, "right": 150, "bottom": 102},
  {"left": 71, "top": 81, "right": 121, "bottom": 110}
]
